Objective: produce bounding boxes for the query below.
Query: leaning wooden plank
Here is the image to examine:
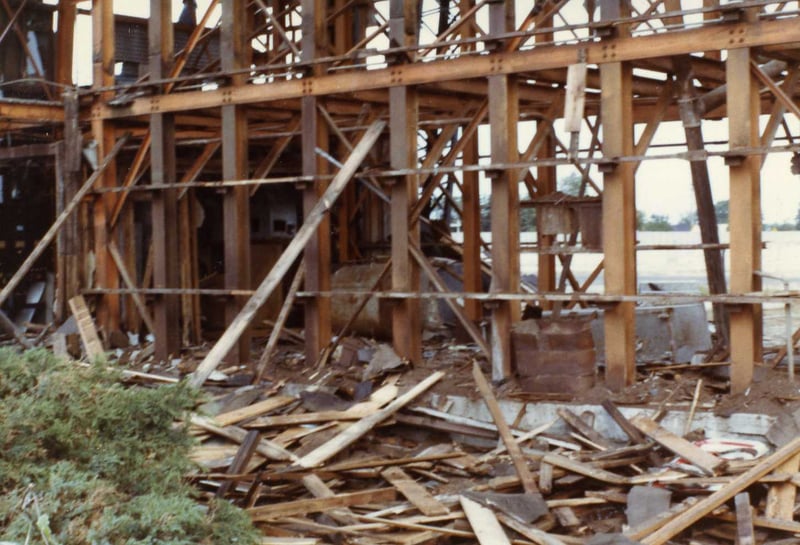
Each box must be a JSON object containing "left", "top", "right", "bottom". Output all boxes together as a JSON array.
[
  {"left": 248, "top": 487, "right": 397, "bottom": 521},
  {"left": 557, "top": 407, "right": 614, "bottom": 449},
  {"left": 640, "top": 436, "right": 800, "bottom": 545},
  {"left": 0, "top": 135, "right": 128, "bottom": 310},
  {"left": 216, "top": 429, "right": 260, "bottom": 498},
  {"left": 630, "top": 415, "right": 725, "bottom": 476},
  {"left": 381, "top": 466, "right": 449, "bottom": 516},
  {"left": 190, "top": 415, "right": 298, "bottom": 463},
  {"left": 213, "top": 395, "right": 296, "bottom": 427},
  {"left": 295, "top": 370, "right": 444, "bottom": 468},
  {"left": 601, "top": 399, "right": 647, "bottom": 444},
  {"left": 108, "top": 240, "right": 157, "bottom": 334},
  {"left": 409, "top": 243, "right": 489, "bottom": 356},
  {"left": 459, "top": 495, "right": 513, "bottom": 545},
  {"left": 69, "top": 295, "right": 105, "bottom": 360},
  {"left": 765, "top": 453, "right": 800, "bottom": 520},
  {"left": 253, "top": 260, "right": 305, "bottom": 383},
  {"left": 189, "top": 121, "right": 385, "bottom": 388},
  {"left": 472, "top": 361, "right": 540, "bottom": 494}
]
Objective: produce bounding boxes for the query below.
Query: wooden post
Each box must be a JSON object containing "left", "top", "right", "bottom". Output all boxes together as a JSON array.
[
  {"left": 462, "top": 126, "right": 482, "bottom": 321},
  {"left": 55, "top": 0, "right": 76, "bottom": 86},
  {"left": 727, "top": 47, "right": 761, "bottom": 394},
  {"left": 221, "top": 0, "right": 252, "bottom": 363},
  {"left": 390, "top": 0, "right": 422, "bottom": 364},
  {"left": 600, "top": 0, "right": 636, "bottom": 391},
  {"left": 301, "top": 0, "right": 332, "bottom": 365},
  {"left": 149, "top": 0, "right": 181, "bottom": 360},
  {"left": 91, "top": 0, "right": 119, "bottom": 336},
  {"left": 487, "top": 0, "right": 520, "bottom": 381}
]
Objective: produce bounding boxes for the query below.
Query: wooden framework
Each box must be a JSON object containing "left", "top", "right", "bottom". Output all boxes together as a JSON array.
[{"left": 0, "top": 0, "right": 799, "bottom": 392}]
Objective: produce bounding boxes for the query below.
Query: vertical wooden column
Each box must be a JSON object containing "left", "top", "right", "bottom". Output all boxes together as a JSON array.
[
  {"left": 221, "top": 0, "right": 251, "bottom": 363},
  {"left": 536, "top": 135, "right": 557, "bottom": 308},
  {"left": 389, "top": 0, "right": 421, "bottom": 363},
  {"left": 301, "top": 0, "right": 332, "bottom": 364},
  {"left": 600, "top": 0, "right": 636, "bottom": 391},
  {"left": 727, "top": 47, "right": 762, "bottom": 393},
  {"left": 462, "top": 130, "right": 482, "bottom": 321},
  {"left": 149, "top": 0, "right": 180, "bottom": 360},
  {"left": 487, "top": 0, "right": 520, "bottom": 380},
  {"left": 55, "top": 91, "right": 82, "bottom": 323},
  {"left": 55, "top": 1, "right": 76, "bottom": 86},
  {"left": 460, "top": 0, "right": 482, "bottom": 322},
  {"left": 91, "top": 0, "right": 119, "bottom": 335},
  {"left": 333, "top": 0, "right": 356, "bottom": 263}
]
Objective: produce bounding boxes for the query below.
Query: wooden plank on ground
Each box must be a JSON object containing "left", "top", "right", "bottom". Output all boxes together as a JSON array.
[
  {"left": 295, "top": 371, "right": 443, "bottom": 468},
  {"left": 630, "top": 415, "right": 725, "bottom": 476},
  {"left": 472, "top": 361, "right": 539, "bottom": 494},
  {"left": 68, "top": 295, "right": 104, "bottom": 360},
  {"left": 543, "top": 452, "right": 629, "bottom": 486},
  {"left": 381, "top": 466, "right": 449, "bottom": 516},
  {"left": 638, "top": 436, "right": 800, "bottom": 545},
  {"left": 765, "top": 453, "right": 800, "bottom": 520},
  {"left": 213, "top": 395, "right": 296, "bottom": 427},
  {"left": 191, "top": 415, "right": 297, "bottom": 462},
  {"left": 460, "top": 495, "right": 512, "bottom": 545},
  {"left": 301, "top": 474, "right": 358, "bottom": 525},
  {"left": 189, "top": 120, "right": 385, "bottom": 388},
  {"left": 247, "top": 487, "right": 397, "bottom": 521}
]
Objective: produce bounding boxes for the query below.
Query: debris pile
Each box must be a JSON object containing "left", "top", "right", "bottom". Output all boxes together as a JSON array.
[{"left": 191, "top": 359, "right": 800, "bottom": 545}]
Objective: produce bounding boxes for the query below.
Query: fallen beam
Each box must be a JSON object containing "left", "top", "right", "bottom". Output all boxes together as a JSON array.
[{"left": 189, "top": 120, "right": 385, "bottom": 388}]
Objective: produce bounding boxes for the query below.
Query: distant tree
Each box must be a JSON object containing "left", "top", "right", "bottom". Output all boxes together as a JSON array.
[
  {"left": 795, "top": 205, "right": 800, "bottom": 230},
  {"left": 641, "top": 214, "right": 673, "bottom": 231},
  {"left": 636, "top": 210, "right": 645, "bottom": 230},
  {"left": 520, "top": 208, "right": 537, "bottom": 232},
  {"left": 558, "top": 172, "right": 582, "bottom": 196}
]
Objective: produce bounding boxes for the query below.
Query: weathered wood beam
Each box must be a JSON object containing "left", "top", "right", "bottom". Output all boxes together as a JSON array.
[
  {"left": 98, "top": 18, "right": 800, "bottom": 119},
  {"left": 727, "top": 47, "right": 762, "bottom": 394},
  {"left": 91, "top": 0, "right": 119, "bottom": 336},
  {"left": 600, "top": 0, "right": 636, "bottom": 391},
  {"left": 221, "top": 0, "right": 252, "bottom": 363},
  {"left": 301, "top": 0, "right": 332, "bottom": 366},
  {"left": 390, "top": 0, "right": 422, "bottom": 364},
  {"left": 673, "top": 57, "right": 729, "bottom": 348},
  {"left": 149, "top": 0, "right": 181, "bottom": 360}
]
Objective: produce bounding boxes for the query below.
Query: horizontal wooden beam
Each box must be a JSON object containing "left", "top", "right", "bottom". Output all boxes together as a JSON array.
[{"left": 96, "top": 18, "right": 800, "bottom": 119}]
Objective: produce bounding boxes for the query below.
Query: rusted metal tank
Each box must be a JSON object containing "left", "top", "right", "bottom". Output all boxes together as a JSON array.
[
  {"left": 330, "top": 259, "right": 471, "bottom": 339},
  {"left": 511, "top": 316, "right": 597, "bottom": 394}
]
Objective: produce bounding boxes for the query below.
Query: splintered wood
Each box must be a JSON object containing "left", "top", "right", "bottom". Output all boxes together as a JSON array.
[{"left": 185, "top": 372, "right": 800, "bottom": 545}]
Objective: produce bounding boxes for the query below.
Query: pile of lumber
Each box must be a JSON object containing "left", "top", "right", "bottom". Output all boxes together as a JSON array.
[{"left": 187, "top": 361, "right": 800, "bottom": 545}]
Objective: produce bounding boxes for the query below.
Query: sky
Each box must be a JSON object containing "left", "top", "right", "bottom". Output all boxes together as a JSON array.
[{"left": 56, "top": 0, "right": 800, "bottom": 225}]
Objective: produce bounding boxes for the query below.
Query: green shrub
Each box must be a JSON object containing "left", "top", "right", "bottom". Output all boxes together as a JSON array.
[{"left": 0, "top": 349, "right": 260, "bottom": 545}]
